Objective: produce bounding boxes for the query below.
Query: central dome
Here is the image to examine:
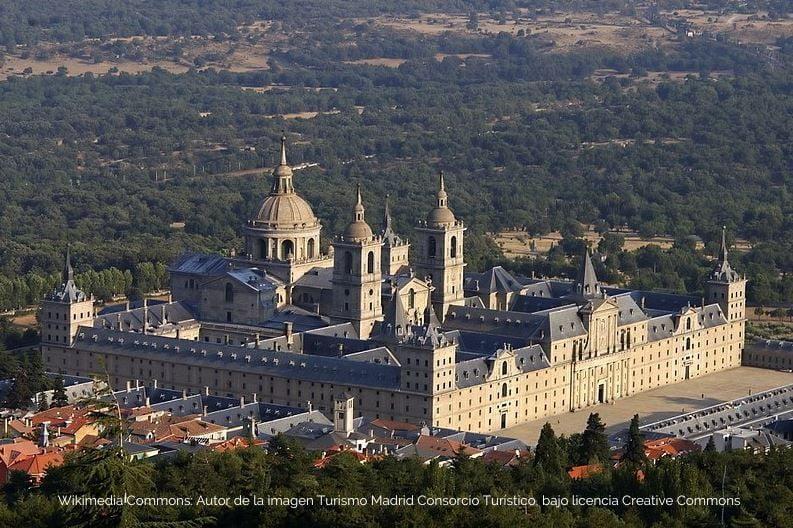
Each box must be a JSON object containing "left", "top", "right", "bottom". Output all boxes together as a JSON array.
[
  {"left": 249, "top": 135, "right": 319, "bottom": 228},
  {"left": 253, "top": 193, "right": 318, "bottom": 227}
]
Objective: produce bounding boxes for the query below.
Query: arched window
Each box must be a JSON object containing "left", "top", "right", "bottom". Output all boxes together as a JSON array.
[
  {"left": 408, "top": 288, "right": 416, "bottom": 309},
  {"left": 428, "top": 236, "right": 437, "bottom": 258},
  {"left": 307, "top": 238, "right": 315, "bottom": 259},
  {"left": 501, "top": 362, "right": 507, "bottom": 376},
  {"left": 450, "top": 236, "right": 457, "bottom": 258},
  {"left": 367, "top": 251, "right": 375, "bottom": 274},
  {"left": 281, "top": 240, "right": 294, "bottom": 259},
  {"left": 686, "top": 317, "right": 691, "bottom": 330},
  {"left": 344, "top": 251, "right": 353, "bottom": 274},
  {"left": 501, "top": 383, "right": 508, "bottom": 398},
  {"left": 225, "top": 283, "right": 234, "bottom": 303},
  {"left": 686, "top": 337, "right": 691, "bottom": 351},
  {"left": 258, "top": 239, "right": 267, "bottom": 259}
]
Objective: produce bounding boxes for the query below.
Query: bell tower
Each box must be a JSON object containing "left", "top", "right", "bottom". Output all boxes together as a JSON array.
[
  {"left": 414, "top": 172, "right": 465, "bottom": 321},
  {"left": 331, "top": 184, "right": 383, "bottom": 339}
]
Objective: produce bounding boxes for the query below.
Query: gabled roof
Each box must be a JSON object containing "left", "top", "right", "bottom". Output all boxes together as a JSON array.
[{"left": 464, "top": 266, "right": 523, "bottom": 295}]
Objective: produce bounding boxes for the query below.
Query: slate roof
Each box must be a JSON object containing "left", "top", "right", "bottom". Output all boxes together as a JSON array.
[
  {"left": 464, "top": 266, "right": 523, "bottom": 294},
  {"left": 510, "top": 295, "right": 574, "bottom": 314},
  {"left": 169, "top": 253, "right": 230, "bottom": 276},
  {"left": 604, "top": 288, "right": 699, "bottom": 314},
  {"left": 95, "top": 301, "right": 198, "bottom": 333},
  {"left": 455, "top": 344, "right": 549, "bottom": 389},
  {"left": 75, "top": 326, "right": 401, "bottom": 390},
  {"left": 293, "top": 266, "right": 333, "bottom": 290}
]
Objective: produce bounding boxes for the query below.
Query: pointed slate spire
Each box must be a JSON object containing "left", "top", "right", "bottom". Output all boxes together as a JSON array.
[
  {"left": 63, "top": 245, "right": 74, "bottom": 283},
  {"left": 720, "top": 225, "right": 728, "bottom": 263},
  {"left": 382, "top": 194, "right": 392, "bottom": 233},
  {"left": 381, "top": 193, "right": 402, "bottom": 246},
  {"left": 576, "top": 248, "right": 600, "bottom": 298},
  {"left": 710, "top": 226, "right": 740, "bottom": 282}
]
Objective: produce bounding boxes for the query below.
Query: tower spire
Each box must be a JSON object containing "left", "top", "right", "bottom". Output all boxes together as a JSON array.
[
  {"left": 436, "top": 170, "right": 447, "bottom": 208},
  {"left": 279, "top": 132, "right": 288, "bottom": 166},
  {"left": 353, "top": 182, "right": 365, "bottom": 223},
  {"left": 720, "top": 225, "right": 728, "bottom": 262},
  {"left": 383, "top": 193, "right": 392, "bottom": 232},
  {"left": 575, "top": 248, "right": 600, "bottom": 298},
  {"left": 63, "top": 244, "right": 74, "bottom": 283},
  {"left": 271, "top": 132, "right": 294, "bottom": 194}
]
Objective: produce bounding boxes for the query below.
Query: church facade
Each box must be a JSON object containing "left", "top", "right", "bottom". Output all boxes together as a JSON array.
[{"left": 40, "top": 136, "right": 747, "bottom": 433}]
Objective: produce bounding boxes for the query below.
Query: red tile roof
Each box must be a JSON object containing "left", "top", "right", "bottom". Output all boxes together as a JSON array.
[
  {"left": 568, "top": 464, "right": 604, "bottom": 480},
  {"left": 9, "top": 451, "right": 64, "bottom": 478}
]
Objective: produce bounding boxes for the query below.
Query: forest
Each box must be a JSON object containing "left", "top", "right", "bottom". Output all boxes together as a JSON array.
[
  {"left": 1, "top": 27, "right": 791, "bottom": 307},
  {"left": 0, "top": 1, "right": 791, "bottom": 311}
]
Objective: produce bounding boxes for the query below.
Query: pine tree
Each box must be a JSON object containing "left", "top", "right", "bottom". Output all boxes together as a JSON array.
[
  {"left": 704, "top": 435, "right": 717, "bottom": 452},
  {"left": 5, "top": 369, "right": 33, "bottom": 409},
  {"left": 622, "top": 414, "right": 647, "bottom": 468},
  {"left": 51, "top": 376, "right": 69, "bottom": 407},
  {"left": 534, "top": 422, "right": 563, "bottom": 475},
  {"left": 581, "top": 412, "right": 610, "bottom": 464}
]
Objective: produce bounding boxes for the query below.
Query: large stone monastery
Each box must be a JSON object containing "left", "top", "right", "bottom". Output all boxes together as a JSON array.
[{"left": 40, "top": 136, "right": 747, "bottom": 432}]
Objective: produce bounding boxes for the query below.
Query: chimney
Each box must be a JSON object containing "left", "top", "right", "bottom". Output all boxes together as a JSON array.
[
  {"left": 254, "top": 333, "right": 260, "bottom": 347},
  {"left": 116, "top": 314, "right": 123, "bottom": 331},
  {"left": 239, "top": 395, "right": 245, "bottom": 407},
  {"left": 126, "top": 380, "right": 132, "bottom": 392},
  {"left": 307, "top": 400, "right": 312, "bottom": 412},
  {"left": 145, "top": 396, "right": 150, "bottom": 407},
  {"left": 152, "top": 379, "right": 158, "bottom": 389},
  {"left": 125, "top": 300, "right": 131, "bottom": 311},
  {"left": 283, "top": 322, "right": 293, "bottom": 344},
  {"left": 40, "top": 421, "right": 50, "bottom": 448},
  {"left": 204, "top": 386, "right": 210, "bottom": 396},
  {"left": 143, "top": 297, "right": 148, "bottom": 310},
  {"left": 161, "top": 305, "right": 167, "bottom": 325},
  {"left": 135, "top": 379, "right": 141, "bottom": 390},
  {"left": 252, "top": 393, "right": 258, "bottom": 403},
  {"left": 182, "top": 389, "right": 187, "bottom": 400},
  {"left": 202, "top": 405, "right": 208, "bottom": 416}
]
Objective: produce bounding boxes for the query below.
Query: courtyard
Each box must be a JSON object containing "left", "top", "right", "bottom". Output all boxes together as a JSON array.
[{"left": 500, "top": 366, "right": 793, "bottom": 445}]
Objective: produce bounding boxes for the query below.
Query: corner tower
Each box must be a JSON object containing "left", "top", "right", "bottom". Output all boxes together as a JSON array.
[
  {"left": 331, "top": 184, "right": 383, "bottom": 339},
  {"left": 414, "top": 172, "right": 465, "bottom": 321},
  {"left": 40, "top": 248, "right": 95, "bottom": 371},
  {"left": 705, "top": 227, "right": 747, "bottom": 322},
  {"left": 242, "top": 134, "right": 331, "bottom": 286}
]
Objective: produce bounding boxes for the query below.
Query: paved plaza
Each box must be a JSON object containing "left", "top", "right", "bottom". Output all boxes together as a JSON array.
[{"left": 500, "top": 367, "right": 793, "bottom": 445}]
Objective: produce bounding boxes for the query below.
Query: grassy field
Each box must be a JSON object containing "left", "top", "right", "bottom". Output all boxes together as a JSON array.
[{"left": 1, "top": 8, "right": 789, "bottom": 81}]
